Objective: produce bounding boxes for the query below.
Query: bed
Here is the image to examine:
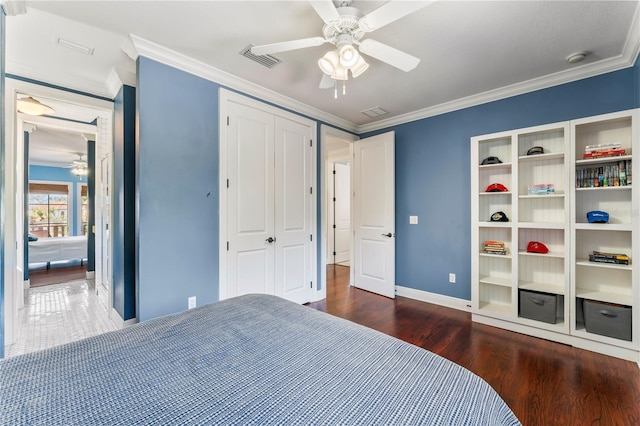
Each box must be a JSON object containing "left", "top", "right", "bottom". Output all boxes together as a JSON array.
[
  {"left": 0, "top": 294, "right": 520, "bottom": 425},
  {"left": 28, "top": 235, "right": 87, "bottom": 267}
]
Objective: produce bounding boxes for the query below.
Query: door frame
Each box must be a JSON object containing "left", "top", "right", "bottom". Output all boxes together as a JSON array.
[
  {"left": 319, "top": 125, "right": 358, "bottom": 300},
  {"left": 218, "top": 88, "right": 317, "bottom": 302},
  {"left": 3, "top": 78, "right": 113, "bottom": 349}
]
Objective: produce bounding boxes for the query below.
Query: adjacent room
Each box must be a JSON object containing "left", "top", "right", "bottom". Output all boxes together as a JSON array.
[{"left": 1, "top": 1, "right": 639, "bottom": 424}]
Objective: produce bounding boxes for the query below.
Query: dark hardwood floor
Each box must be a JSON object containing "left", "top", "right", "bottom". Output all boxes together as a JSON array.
[
  {"left": 307, "top": 265, "right": 640, "bottom": 426},
  {"left": 29, "top": 265, "right": 87, "bottom": 287}
]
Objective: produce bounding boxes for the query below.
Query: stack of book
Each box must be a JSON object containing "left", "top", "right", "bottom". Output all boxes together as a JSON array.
[
  {"left": 582, "top": 142, "right": 626, "bottom": 159},
  {"left": 484, "top": 240, "right": 506, "bottom": 255},
  {"left": 588, "top": 251, "right": 630, "bottom": 265},
  {"left": 527, "top": 183, "right": 555, "bottom": 195}
]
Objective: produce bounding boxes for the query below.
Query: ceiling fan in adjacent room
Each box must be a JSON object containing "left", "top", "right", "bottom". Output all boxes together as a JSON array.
[
  {"left": 251, "top": 0, "right": 431, "bottom": 97},
  {"left": 66, "top": 153, "right": 88, "bottom": 176}
]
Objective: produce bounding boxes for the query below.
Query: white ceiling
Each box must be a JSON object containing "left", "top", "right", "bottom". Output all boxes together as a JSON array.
[{"left": 6, "top": 1, "right": 640, "bottom": 141}]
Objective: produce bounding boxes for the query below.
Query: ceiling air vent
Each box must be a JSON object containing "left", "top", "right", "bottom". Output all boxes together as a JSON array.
[
  {"left": 361, "top": 107, "right": 388, "bottom": 118},
  {"left": 241, "top": 45, "right": 282, "bottom": 69}
]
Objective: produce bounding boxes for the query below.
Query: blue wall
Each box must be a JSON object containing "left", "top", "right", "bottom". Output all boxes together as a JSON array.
[
  {"left": 28, "top": 165, "right": 87, "bottom": 237},
  {"left": 136, "top": 57, "right": 220, "bottom": 321},
  {"left": 362, "top": 64, "right": 640, "bottom": 301},
  {"left": 113, "top": 85, "right": 136, "bottom": 321}
]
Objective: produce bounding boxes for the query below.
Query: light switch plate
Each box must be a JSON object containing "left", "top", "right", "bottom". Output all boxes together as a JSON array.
[{"left": 409, "top": 215, "right": 418, "bottom": 224}]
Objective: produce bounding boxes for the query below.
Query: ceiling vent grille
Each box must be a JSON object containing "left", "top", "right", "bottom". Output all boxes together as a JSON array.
[
  {"left": 241, "top": 45, "right": 282, "bottom": 69},
  {"left": 361, "top": 107, "right": 388, "bottom": 118}
]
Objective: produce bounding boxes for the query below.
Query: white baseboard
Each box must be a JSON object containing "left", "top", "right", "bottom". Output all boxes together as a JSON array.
[
  {"left": 23, "top": 279, "right": 30, "bottom": 290},
  {"left": 86, "top": 271, "right": 95, "bottom": 279},
  {"left": 110, "top": 308, "right": 138, "bottom": 329},
  {"left": 395, "top": 286, "right": 472, "bottom": 312}
]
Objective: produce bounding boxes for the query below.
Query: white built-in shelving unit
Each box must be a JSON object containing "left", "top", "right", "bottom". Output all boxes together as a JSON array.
[
  {"left": 471, "top": 109, "right": 639, "bottom": 362},
  {"left": 569, "top": 109, "right": 639, "bottom": 361}
]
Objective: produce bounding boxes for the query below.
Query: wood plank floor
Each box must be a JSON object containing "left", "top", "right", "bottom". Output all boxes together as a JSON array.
[
  {"left": 307, "top": 265, "right": 640, "bottom": 426},
  {"left": 29, "top": 265, "right": 87, "bottom": 287}
]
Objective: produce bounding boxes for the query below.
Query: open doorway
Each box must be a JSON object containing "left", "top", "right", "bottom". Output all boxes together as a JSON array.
[
  {"left": 319, "top": 125, "right": 358, "bottom": 299},
  {"left": 3, "top": 79, "right": 114, "bottom": 356}
]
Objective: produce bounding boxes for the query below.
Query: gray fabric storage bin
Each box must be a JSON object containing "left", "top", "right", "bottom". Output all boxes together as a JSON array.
[
  {"left": 584, "top": 300, "right": 632, "bottom": 341},
  {"left": 519, "top": 290, "right": 557, "bottom": 324}
]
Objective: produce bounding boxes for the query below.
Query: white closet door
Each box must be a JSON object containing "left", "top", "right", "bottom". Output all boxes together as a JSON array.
[
  {"left": 353, "top": 131, "right": 395, "bottom": 298},
  {"left": 227, "top": 101, "right": 275, "bottom": 298},
  {"left": 274, "top": 116, "right": 313, "bottom": 303}
]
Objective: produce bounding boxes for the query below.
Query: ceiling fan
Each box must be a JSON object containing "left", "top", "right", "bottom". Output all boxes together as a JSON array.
[
  {"left": 251, "top": 0, "right": 431, "bottom": 90},
  {"left": 65, "top": 153, "right": 88, "bottom": 176}
]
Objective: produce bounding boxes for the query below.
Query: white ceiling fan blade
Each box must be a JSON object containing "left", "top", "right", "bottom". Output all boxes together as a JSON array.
[
  {"left": 251, "top": 37, "right": 327, "bottom": 56},
  {"left": 310, "top": 0, "right": 341, "bottom": 26},
  {"left": 359, "top": 39, "right": 420, "bottom": 72},
  {"left": 319, "top": 73, "right": 334, "bottom": 89},
  {"left": 358, "top": 0, "right": 433, "bottom": 32}
]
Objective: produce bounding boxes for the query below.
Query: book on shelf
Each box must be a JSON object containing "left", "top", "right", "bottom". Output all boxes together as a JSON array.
[
  {"left": 484, "top": 249, "right": 507, "bottom": 255},
  {"left": 582, "top": 148, "right": 626, "bottom": 159},
  {"left": 589, "top": 251, "right": 630, "bottom": 265},
  {"left": 584, "top": 142, "right": 621, "bottom": 152}
]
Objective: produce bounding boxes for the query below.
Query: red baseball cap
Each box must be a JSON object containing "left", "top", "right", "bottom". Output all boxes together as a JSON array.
[
  {"left": 485, "top": 183, "right": 508, "bottom": 192},
  {"left": 526, "top": 241, "right": 549, "bottom": 254}
]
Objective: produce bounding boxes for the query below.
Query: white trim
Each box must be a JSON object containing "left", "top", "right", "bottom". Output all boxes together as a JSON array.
[
  {"left": 86, "top": 270, "right": 95, "bottom": 280},
  {"left": 110, "top": 308, "right": 138, "bottom": 329},
  {"left": 395, "top": 285, "right": 472, "bottom": 312},
  {"left": 131, "top": 34, "right": 357, "bottom": 134},
  {"left": 23, "top": 279, "right": 30, "bottom": 290},
  {"left": 359, "top": 53, "right": 640, "bottom": 134}
]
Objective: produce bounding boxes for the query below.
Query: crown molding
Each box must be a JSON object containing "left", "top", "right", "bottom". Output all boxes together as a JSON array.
[
  {"left": 130, "top": 34, "right": 358, "bottom": 133},
  {"left": 358, "top": 7, "right": 640, "bottom": 134},
  {"left": 359, "top": 52, "right": 640, "bottom": 134}
]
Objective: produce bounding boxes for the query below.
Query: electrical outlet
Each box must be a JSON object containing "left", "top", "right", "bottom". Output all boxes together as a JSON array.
[
  {"left": 188, "top": 296, "right": 196, "bottom": 309},
  {"left": 409, "top": 215, "right": 418, "bottom": 224},
  {"left": 449, "top": 273, "right": 456, "bottom": 284}
]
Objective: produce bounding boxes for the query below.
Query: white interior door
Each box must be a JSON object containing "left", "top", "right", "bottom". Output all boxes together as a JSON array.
[
  {"left": 226, "top": 101, "right": 275, "bottom": 298},
  {"left": 334, "top": 162, "right": 351, "bottom": 265},
  {"left": 353, "top": 131, "right": 395, "bottom": 298},
  {"left": 273, "top": 117, "right": 313, "bottom": 303}
]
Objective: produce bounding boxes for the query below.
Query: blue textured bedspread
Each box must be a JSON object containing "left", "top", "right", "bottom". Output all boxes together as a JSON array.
[{"left": 1, "top": 294, "right": 520, "bottom": 425}]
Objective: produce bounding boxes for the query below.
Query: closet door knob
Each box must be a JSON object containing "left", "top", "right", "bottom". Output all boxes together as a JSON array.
[{"left": 266, "top": 237, "right": 276, "bottom": 244}]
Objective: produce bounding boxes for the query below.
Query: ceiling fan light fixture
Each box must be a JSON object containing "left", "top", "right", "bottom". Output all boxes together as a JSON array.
[
  {"left": 339, "top": 44, "right": 359, "bottom": 67},
  {"left": 350, "top": 55, "right": 369, "bottom": 78},
  {"left": 318, "top": 50, "right": 339, "bottom": 75},
  {"left": 16, "top": 96, "right": 55, "bottom": 116},
  {"left": 332, "top": 65, "right": 349, "bottom": 81},
  {"left": 71, "top": 167, "right": 88, "bottom": 176}
]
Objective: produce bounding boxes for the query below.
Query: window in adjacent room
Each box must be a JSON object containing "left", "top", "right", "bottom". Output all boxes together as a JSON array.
[
  {"left": 80, "top": 184, "right": 89, "bottom": 236},
  {"left": 28, "top": 182, "right": 70, "bottom": 238}
]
